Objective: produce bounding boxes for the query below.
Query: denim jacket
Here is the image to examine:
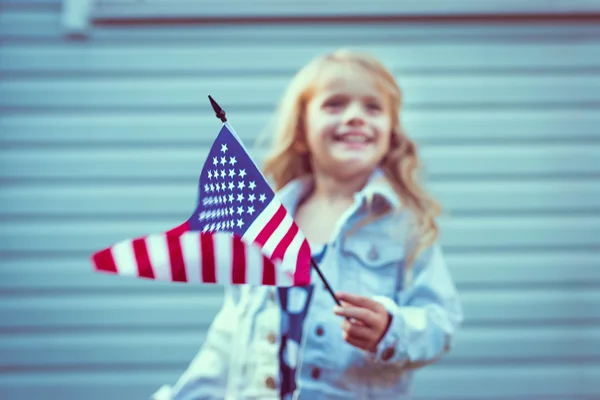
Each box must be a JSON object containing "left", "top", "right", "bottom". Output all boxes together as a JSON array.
[{"left": 152, "top": 171, "right": 464, "bottom": 400}]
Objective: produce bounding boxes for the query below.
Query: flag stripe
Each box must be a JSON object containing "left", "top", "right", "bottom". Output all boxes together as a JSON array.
[
  {"left": 254, "top": 204, "right": 286, "bottom": 248},
  {"left": 200, "top": 233, "right": 216, "bottom": 283},
  {"left": 92, "top": 248, "right": 117, "bottom": 273},
  {"left": 295, "top": 240, "right": 312, "bottom": 285},
  {"left": 231, "top": 236, "right": 246, "bottom": 284},
  {"left": 112, "top": 240, "right": 137, "bottom": 277},
  {"left": 242, "top": 199, "right": 280, "bottom": 243},
  {"left": 181, "top": 232, "right": 201, "bottom": 284},
  {"left": 270, "top": 218, "right": 299, "bottom": 262},
  {"left": 282, "top": 230, "right": 310, "bottom": 285},
  {"left": 244, "top": 238, "right": 264, "bottom": 285},
  {"left": 262, "top": 254, "right": 276, "bottom": 285},
  {"left": 133, "top": 238, "right": 154, "bottom": 279},
  {"left": 167, "top": 233, "right": 187, "bottom": 282},
  {"left": 262, "top": 212, "right": 293, "bottom": 259},
  {"left": 214, "top": 233, "right": 232, "bottom": 283},
  {"left": 146, "top": 234, "right": 172, "bottom": 281}
]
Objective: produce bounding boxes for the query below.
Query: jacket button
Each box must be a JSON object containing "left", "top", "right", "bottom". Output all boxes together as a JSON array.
[
  {"left": 267, "top": 331, "right": 277, "bottom": 344},
  {"left": 311, "top": 367, "right": 321, "bottom": 379},
  {"left": 315, "top": 326, "right": 324, "bottom": 336},
  {"left": 381, "top": 347, "right": 395, "bottom": 361},
  {"left": 368, "top": 244, "right": 379, "bottom": 261},
  {"left": 265, "top": 376, "right": 276, "bottom": 389}
]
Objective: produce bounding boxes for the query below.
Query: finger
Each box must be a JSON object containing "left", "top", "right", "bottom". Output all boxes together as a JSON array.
[
  {"left": 341, "top": 331, "right": 372, "bottom": 351},
  {"left": 341, "top": 319, "right": 373, "bottom": 341},
  {"left": 334, "top": 306, "right": 379, "bottom": 327},
  {"left": 336, "top": 292, "right": 380, "bottom": 312}
]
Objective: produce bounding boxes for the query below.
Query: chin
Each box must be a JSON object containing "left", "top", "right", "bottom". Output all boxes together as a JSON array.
[{"left": 331, "top": 160, "right": 378, "bottom": 177}]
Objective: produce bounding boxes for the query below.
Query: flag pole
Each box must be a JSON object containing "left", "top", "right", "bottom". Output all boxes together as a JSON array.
[{"left": 207, "top": 95, "right": 341, "bottom": 306}]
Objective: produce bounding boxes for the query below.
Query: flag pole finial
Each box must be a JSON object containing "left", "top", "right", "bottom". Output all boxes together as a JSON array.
[{"left": 208, "top": 95, "right": 227, "bottom": 123}]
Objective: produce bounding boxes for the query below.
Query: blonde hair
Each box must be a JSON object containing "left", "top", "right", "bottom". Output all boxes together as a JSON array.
[{"left": 259, "top": 49, "right": 442, "bottom": 270}]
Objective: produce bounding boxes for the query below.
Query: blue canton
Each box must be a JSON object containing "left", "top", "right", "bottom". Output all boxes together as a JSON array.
[{"left": 189, "top": 123, "right": 275, "bottom": 235}]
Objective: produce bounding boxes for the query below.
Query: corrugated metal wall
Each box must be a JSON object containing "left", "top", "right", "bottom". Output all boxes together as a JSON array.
[{"left": 1, "top": 1, "right": 599, "bottom": 399}]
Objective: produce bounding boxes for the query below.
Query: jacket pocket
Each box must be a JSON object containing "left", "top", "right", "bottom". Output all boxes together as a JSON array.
[{"left": 341, "top": 231, "right": 405, "bottom": 298}]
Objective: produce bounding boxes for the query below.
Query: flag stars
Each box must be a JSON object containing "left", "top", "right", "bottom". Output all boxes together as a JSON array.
[
  {"left": 221, "top": 144, "right": 228, "bottom": 153},
  {"left": 236, "top": 219, "right": 244, "bottom": 228},
  {"left": 220, "top": 157, "right": 227, "bottom": 166},
  {"left": 237, "top": 181, "right": 246, "bottom": 190},
  {"left": 247, "top": 206, "right": 255, "bottom": 216},
  {"left": 259, "top": 193, "right": 266, "bottom": 203},
  {"left": 208, "top": 171, "right": 213, "bottom": 180},
  {"left": 229, "top": 157, "right": 237, "bottom": 166},
  {"left": 239, "top": 169, "right": 247, "bottom": 178},
  {"left": 237, "top": 206, "right": 244, "bottom": 215},
  {"left": 237, "top": 193, "right": 244, "bottom": 202},
  {"left": 248, "top": 193, "right": 256, "bottom": 202},
  {"left": 228, "top": 169, "right": 236, "bottom": 178},
  {"left": 249, "top": 181, "right": 256, "bottom": 190},
  {"left": 221, "top": 182, "right": 226, "bottom": 191},
  {"left": 228, "top": 182, "right": 235, "bottom": 191},
  {"left": 228, "top": 194, "right": 234, "bottom": 203},
  {"left": 213, "top": 156, "right": 218, "bottom": 166},
  {"left": 220, "top": 170, "right": 226, "bottom": 179}
]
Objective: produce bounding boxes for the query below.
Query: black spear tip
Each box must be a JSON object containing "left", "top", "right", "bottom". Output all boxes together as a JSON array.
[{"left": 208, "top": 95, "right": 227, "bottom": 123}]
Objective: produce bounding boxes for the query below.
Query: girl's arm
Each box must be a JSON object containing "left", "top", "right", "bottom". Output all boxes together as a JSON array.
[
  {"left": 370, "top": 243, "right": 464, "bottom": 369},
  {"left": 151, "top": 285, "right": 241, "bottom": 400}
]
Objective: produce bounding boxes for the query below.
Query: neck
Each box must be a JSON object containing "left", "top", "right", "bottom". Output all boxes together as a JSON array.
[{"left": 310, "top": 169, "right": 371, "bottom": 205}]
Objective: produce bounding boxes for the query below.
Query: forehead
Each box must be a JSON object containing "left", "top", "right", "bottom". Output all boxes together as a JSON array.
[{"left": 310, "top": 62, "right": 387, "bottom": 99}]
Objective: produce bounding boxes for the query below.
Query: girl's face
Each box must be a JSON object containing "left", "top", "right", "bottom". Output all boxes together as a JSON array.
[{"left": 303, "top": 64, "right": 393, "bottom": 180}]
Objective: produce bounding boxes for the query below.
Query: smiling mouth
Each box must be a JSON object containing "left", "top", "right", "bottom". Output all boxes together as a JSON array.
[{"left": 333, "top": 132, "right": 373, "bottom": 144}]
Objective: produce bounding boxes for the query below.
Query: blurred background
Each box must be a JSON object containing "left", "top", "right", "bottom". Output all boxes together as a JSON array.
[{"left": 1, "top": 0, "right": 599, "bottom": 399}]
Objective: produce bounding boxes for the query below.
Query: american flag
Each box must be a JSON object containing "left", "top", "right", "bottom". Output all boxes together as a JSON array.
[{"left": 91, "top": 122, "right": 312, "bottom": 287}]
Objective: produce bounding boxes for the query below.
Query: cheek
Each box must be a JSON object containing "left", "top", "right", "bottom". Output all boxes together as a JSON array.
[{"left": 306, "top": 116, "right": 338, "bottom": 144}]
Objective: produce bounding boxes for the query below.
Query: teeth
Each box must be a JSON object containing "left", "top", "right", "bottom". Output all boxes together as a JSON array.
[{"left": 337, "top": 135, "right": 367, "bottom": 143}]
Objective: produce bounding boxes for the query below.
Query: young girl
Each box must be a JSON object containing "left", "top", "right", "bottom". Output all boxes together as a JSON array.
[{"left": 152, "top": 49, "right": 463, "bottom": 400}]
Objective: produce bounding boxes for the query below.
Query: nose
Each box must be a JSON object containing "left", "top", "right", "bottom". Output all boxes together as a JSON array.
[{"left": 342, "top": 101, "right": 366, "bottom": 126}]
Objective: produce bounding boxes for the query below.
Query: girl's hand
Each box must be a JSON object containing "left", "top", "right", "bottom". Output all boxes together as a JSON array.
[{"left": 333, "top": 292, "right": 392, "bottom": 352}]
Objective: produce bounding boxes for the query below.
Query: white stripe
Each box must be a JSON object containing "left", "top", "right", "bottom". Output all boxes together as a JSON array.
[
  {"left": 261, "top": 213, "right": 293, "bottom": 258},
  {"left": 277, "top": 230, "right": 305, "bottom": 286},
  {"left": 213, "top": 233, "right": 233, "bottom": 283},
  {"left": 244, "top": 239, "right": 266, "bottom": 285},
  {"left": 242, "top": 199, "right": 280, "bottom": 243},
  {"left": 146, "top": 234, "right": 173, "bottom": 281},
  {"left": 180, "top": 232, "right": 201, "bottom": 284},
  {"left": 111, "top": 240, "right": 138, "bottom": 277}
]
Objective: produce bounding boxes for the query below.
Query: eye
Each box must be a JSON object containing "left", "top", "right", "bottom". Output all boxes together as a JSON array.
[
  {"left": 323, "top": 98, "right": 345, "bottom": 108},
  {"left": 365, "top": 101, "right": 383, "bottom": 113}
]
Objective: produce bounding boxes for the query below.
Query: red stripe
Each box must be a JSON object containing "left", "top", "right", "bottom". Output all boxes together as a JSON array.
[
  {"left": 132, "top": 238, "right": 154, "bottom": 279},
  {"left": 231, "top": 236, "right": 246, "bottom": 284},
  {"left": 167, "top": 233, "right": 187, "bottom": 282},
  {"left": 91, "top": 248, "right": 117, "bottom": 273},
  {"left": 166, "top": 221, "right": 190, "bottom": 237},
  {"left": 253, "top": 205, "right": 286, "bottom": 247},
  {"left": 295, "top": 240, "right": 312, "bottom": 286},
  {"left": 270, "top": 222, "right": 298, "bottom": 262},
  {"left": 262, "top": 254, "right": 276, "bottom": 285},
  {"left": 200, "top": 233, "right": 216, "bottom": 283}
]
